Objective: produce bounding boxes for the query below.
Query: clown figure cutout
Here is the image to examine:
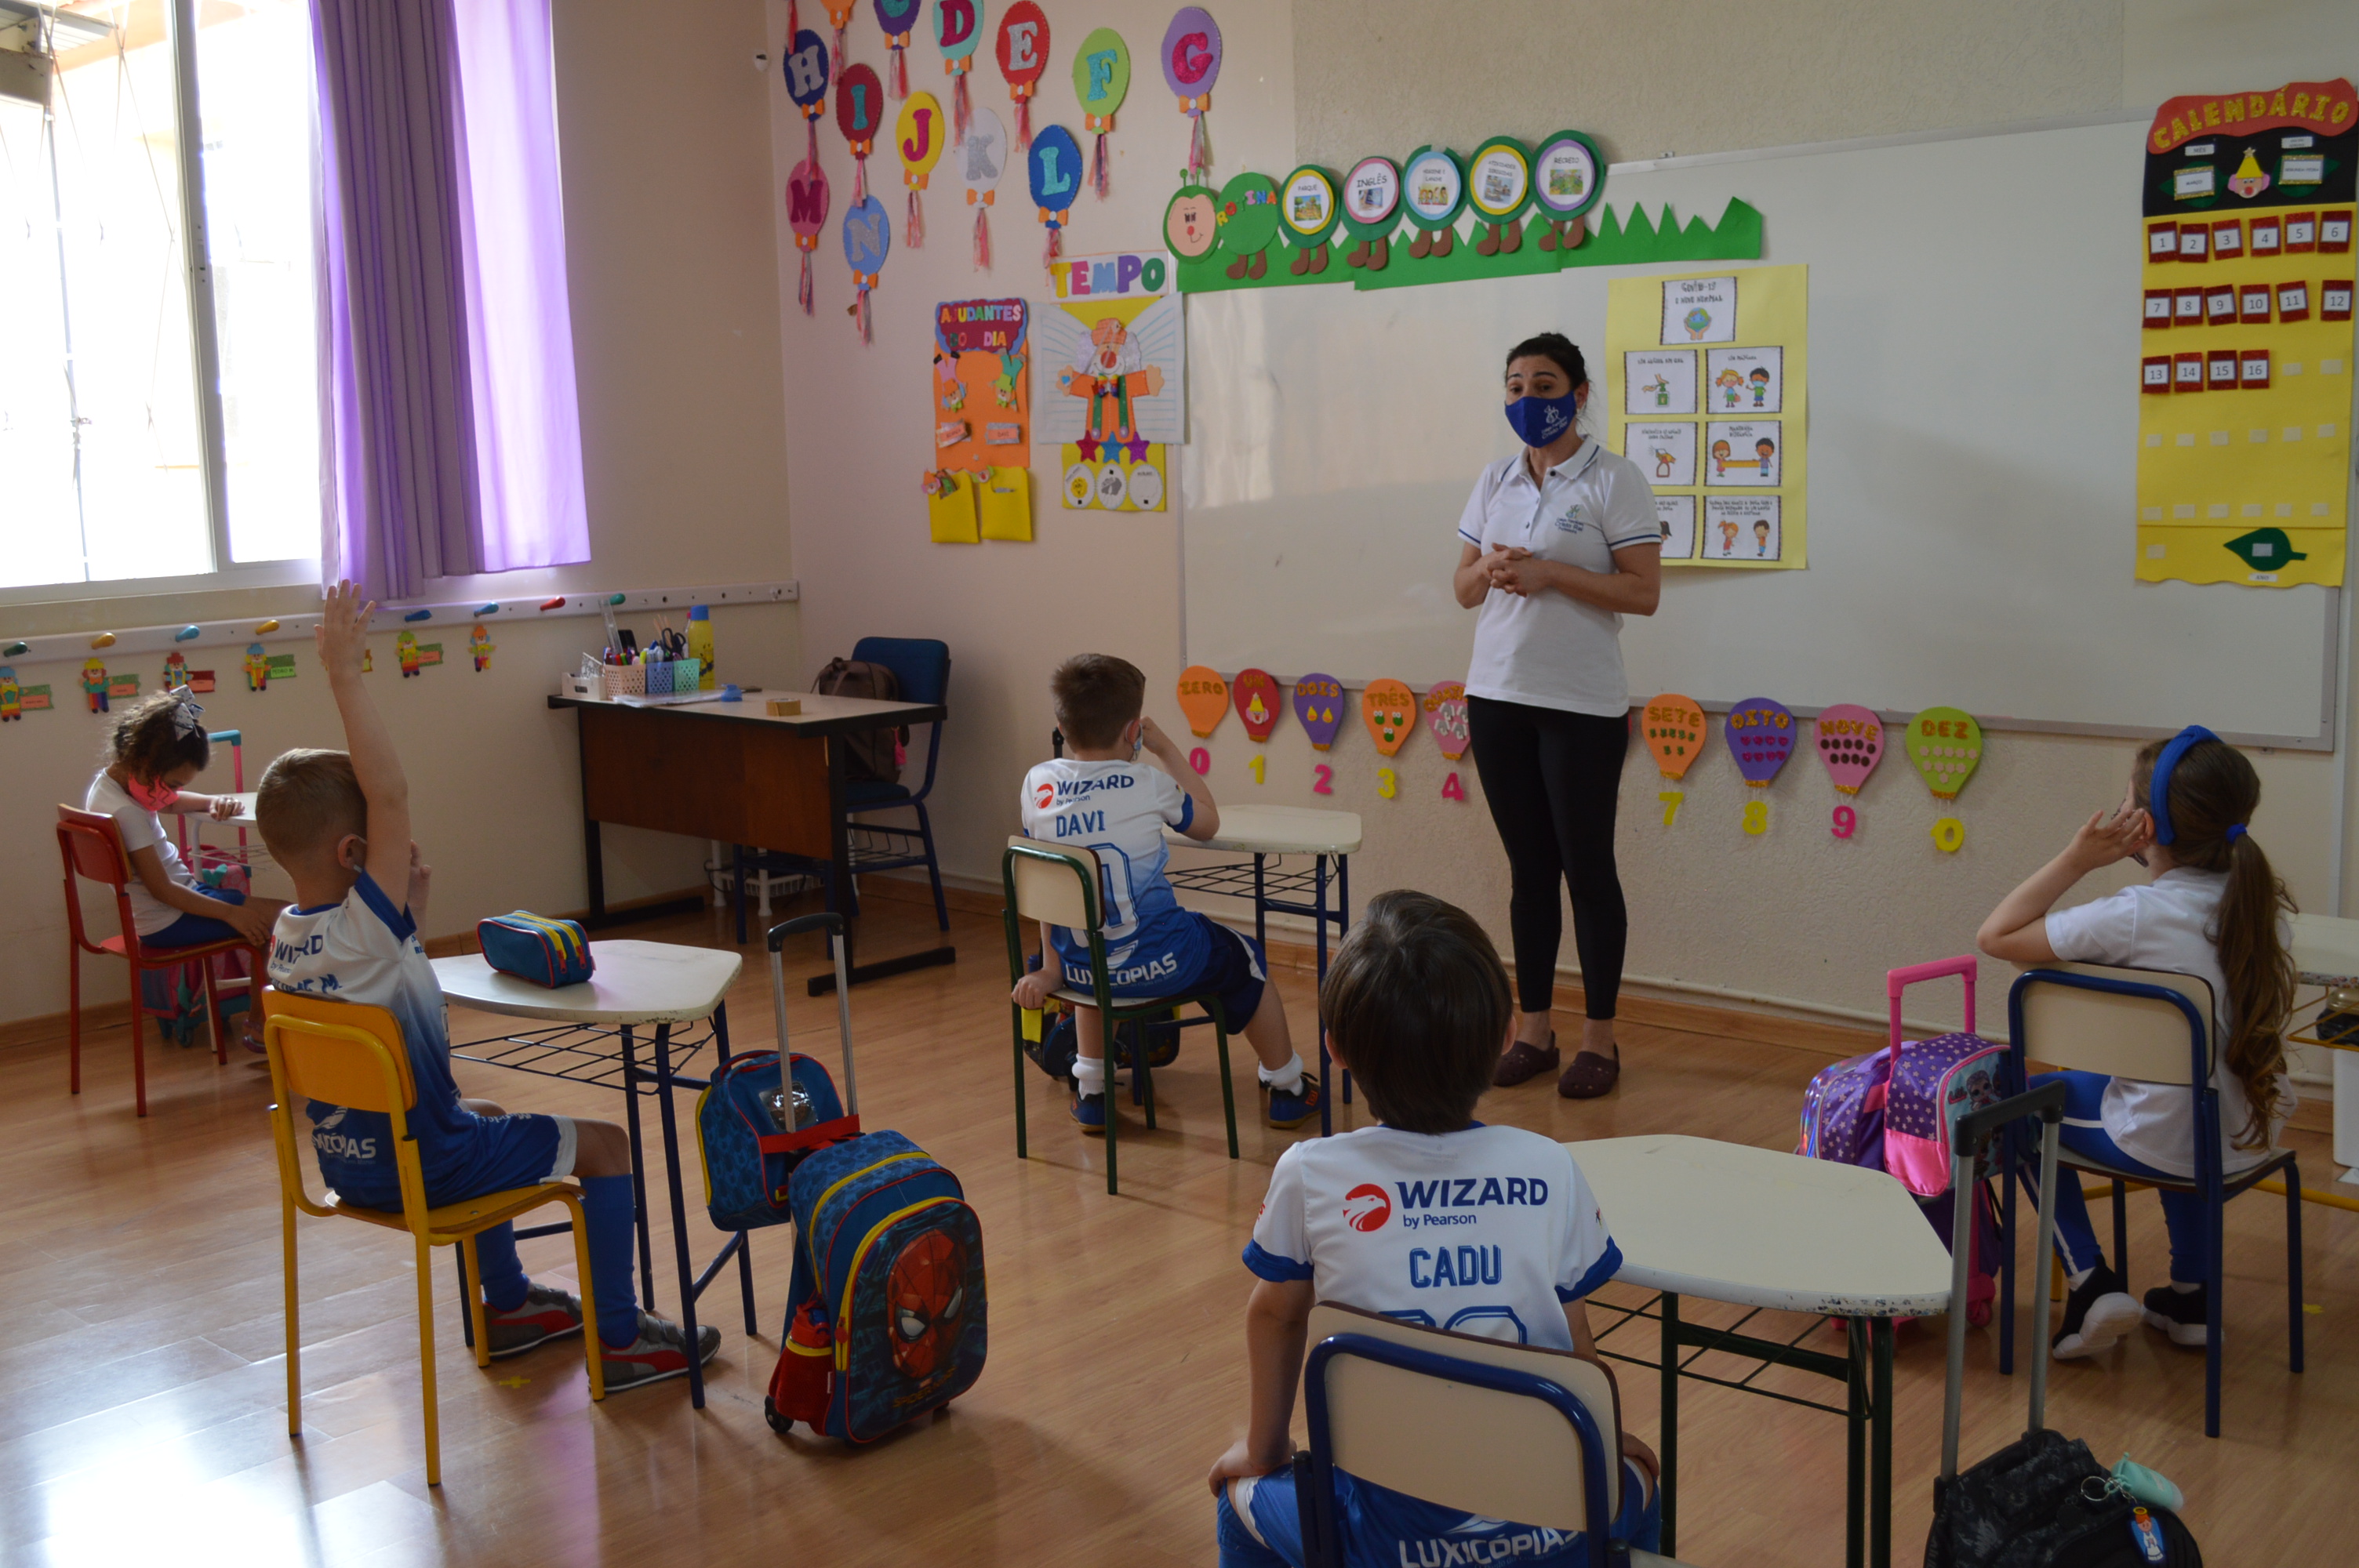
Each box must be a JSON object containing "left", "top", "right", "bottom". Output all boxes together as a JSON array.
[
  {"left": 396, "top": 630, "right": 423, "bottom": 677},
  {"left": 1040, "top": 292, "right": 1180, "bottom": 510},
  {"left": 1058, "top": 314, "right": 1165, "bottom": 452}
]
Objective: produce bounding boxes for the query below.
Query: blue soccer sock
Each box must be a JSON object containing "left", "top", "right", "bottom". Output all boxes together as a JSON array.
[
  {"left": 580, "top": 1174, "right": 641, "bottom": 1347},
  {"left": 473, "top": 1223, "right": 530, "bottom": 1313}
]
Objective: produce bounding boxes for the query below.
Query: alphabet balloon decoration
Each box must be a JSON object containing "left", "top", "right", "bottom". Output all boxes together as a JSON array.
[
  {"left": 841, "top": 192, "right": 891, "bottom": 343},
  {"left": 1071, "top": 26, "right": 1129, "bottom": 198},
  {"left": 787, "top": 154, "right": 831, "bottom": 314},
  {"left": 1640, "top": 693, "right": 1707, "bottom": 779},
  {"left": 994, "top": 0, "right": 1048, "bottom": 148},
  {"left": 1361, "top": 680, "right": 1417, "bottom": 757},
  {"left": 1814, "top": 704, "right": 1885, "bottom": 795},
  {"left": 822, "top": 1, "right": 857, "bottom": 68},
  {"left": 782, "top": 19, "right": 831, "bottom": 170},
  {"left": 961, "top": 107, "right": 1007, "bottom": 267},
  {"left": 1232, "top": 667, "right": 1281, "bottom": 741},
  {"left": 837, "top": 61, "right": 885, "bottom": 203},
  {"left": 896, "top": 91, "right": 943, "bottom": 246},
  {"left": 1908, "top": 707, "right": 1984, "bottom": 800},
  {"left": 1723, "top": 696, "right": 1795, "bottom": 786},
  {"left": 1293, "top": 672, "right": 1345, "bottom": 751},
  {"left": 1161, "top": 7, "right": 1220, "bottom": 183},
  {"left": 1176, "top": 665, "right": 1229, "bottom": 737},
  {"left": 874, "top": 0, "right": 919, "bottom": 97},
  {"left": 1027, "top": 123, "right": 1081, "bottom": 270},
  {"left": 1423, "top": 681, "right": 1470, "bottom": 761},
  {"left": 932, "top": 0, "right": 980, "bottom": 143}
]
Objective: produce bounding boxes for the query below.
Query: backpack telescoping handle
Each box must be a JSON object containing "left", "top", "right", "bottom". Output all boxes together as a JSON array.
[
  {"left": 766, "top": 913, "right": 858, "bottom": 1116},
  {"left": 1888, "top": 955, "right": 1976, "bottom": 1051},
  {"left": 1940, "top": 1078, "right": 2067, "bottom": 1484}
]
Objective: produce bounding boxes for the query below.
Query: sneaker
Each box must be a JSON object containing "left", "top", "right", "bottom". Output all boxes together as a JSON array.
[
  {"left": 1070, "top": 1092, "right": 1107, "bottom": 1135},
  {"left": 2050, "top": 1261, "right": 2141, "bottom": 1359},
  {"left": 1267, "top": 1073, "right": 1323, "bottom": 1131},
  {"left": 485, "top": 1283, "right": 586, "bottom": 1359},
  {"left": 596, "top": 1310, "right": 722, "bottom": 1392},
  {"left": 2143, "top": 1283, "right": 2209, "bottom": 1348}
]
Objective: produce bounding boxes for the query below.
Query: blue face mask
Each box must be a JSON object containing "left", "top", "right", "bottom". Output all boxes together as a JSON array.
[{"left": 1504, "top": 390, "right": 1580, "bottom": 448}]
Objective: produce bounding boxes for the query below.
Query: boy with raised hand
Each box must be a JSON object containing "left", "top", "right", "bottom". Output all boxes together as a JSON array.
[
  {"left": 1011, "top": 654, "right": 1321, "bottom": 1134},
  {"left": 259, "top": 580, "right": 718, "bottom": 1390},
  {"left": 1206, "top": 891, "right": 1658, "bottom": 1568}
]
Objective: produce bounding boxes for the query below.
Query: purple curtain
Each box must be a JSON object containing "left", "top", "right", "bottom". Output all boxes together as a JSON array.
[{"left": 314, "top": 0, "right": 587, "bottom": 597}]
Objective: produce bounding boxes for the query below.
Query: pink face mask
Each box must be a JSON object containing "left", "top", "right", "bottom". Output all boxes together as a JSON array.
[{"left": 126, "top": 776, "right": 181, "bottom": 811}]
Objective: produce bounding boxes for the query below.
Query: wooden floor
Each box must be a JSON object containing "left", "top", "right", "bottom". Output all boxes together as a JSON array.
[{"left": 4, "top": 895, "right": 2350, "bottom": 1567}]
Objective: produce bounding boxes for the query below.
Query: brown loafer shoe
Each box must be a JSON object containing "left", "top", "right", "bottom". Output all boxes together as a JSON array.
[
  {"left": 1557, "top": 1049, "right": 1621, "bottom": 1100},
  {"left": 1492, "top": 1033, "right": 1559, "bottom": 1087}
]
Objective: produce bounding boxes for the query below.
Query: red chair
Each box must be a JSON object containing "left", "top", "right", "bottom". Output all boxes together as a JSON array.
[{"left": 57, "top": 805, "right": 261, "bottom": 1116}]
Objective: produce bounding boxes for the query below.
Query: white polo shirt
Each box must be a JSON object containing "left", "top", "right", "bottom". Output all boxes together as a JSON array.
[
  {"left": 2043, "top": 867, "right": 2295, "bottom": 1177},
  {"left": 1456, "top": 439, "right": 1659, "bottom": 717}
]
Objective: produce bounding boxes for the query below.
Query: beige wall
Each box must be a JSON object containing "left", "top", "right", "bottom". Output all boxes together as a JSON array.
[
  {"left": 2, "top": 0, "right": 799, "bottom": 1024},
  {"left": 772, "top": 0, "right": 2359, "bottom": 1047}
]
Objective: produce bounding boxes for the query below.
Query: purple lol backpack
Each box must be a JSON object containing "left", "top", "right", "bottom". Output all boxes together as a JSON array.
[{"left": 1797, "top": 956, "right": 2005, "bottom": 1325}]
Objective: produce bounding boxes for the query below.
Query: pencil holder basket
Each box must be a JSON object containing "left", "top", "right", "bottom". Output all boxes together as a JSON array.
[
  {"left": 646, "top": 661, "right": 674, "bottom": 695},
  {"left": 606, "top": 663, "right": 645, "bottom": 697},
  {"left": 674, "top": 658, "right": 700, "bottom": 690}
]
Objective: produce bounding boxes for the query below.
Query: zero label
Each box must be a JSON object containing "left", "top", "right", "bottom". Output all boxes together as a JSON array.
[{"left": 1932, "top": 817, "right": 1965, "bottom": 853}]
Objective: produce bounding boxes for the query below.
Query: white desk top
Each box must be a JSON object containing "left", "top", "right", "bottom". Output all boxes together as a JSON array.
[
  {"left": 433, "top": 939, "right": 741, "bottom": 1025},
  {"left": 219, "top": 791, "right": 258, "bottom": 826},
  {"left": 1165, "top": 803, "right": 1363, "bottom": 855},
  {"left": 1565, "top": 1134, "right": 1955, "bottom": 1318},
  {"left": 2291, "top": 912, "right": 2359, "bottom": 988}
]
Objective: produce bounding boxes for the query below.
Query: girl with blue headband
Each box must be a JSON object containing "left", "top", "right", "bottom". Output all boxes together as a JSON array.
[{"left": 1977, "top": 728, "right": 2296, "bottom": 1362}]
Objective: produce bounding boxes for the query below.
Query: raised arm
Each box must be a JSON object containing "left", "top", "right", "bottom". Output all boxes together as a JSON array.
[
  {"left": 1140, "top": 715, "right": 1219, "bottom": 842},
  {"left": 316, "top": 582, "right": 414, "bottom": 902},
  {"left": 1978, "top": 797, "right": 2151, "bottom": 964}
]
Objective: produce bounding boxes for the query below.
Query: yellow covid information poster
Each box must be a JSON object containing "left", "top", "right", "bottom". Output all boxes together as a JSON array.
[{"left": 2135, "top": 79, "right": 2357, "bottom": 587}]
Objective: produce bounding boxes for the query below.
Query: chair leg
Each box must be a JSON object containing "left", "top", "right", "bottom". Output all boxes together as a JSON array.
[
  {"left": 1998, "top": 1136, "right": 2019, "bottom": 1377},
  {"left": 200, "top": 958, "right": 226, "bottom": 1066},
  {"left": 454, "top": 1246, "right": 475, "bottom": 1351},
  {"left": 1012, "top": 1024, "right": 1030, "bottom": 1161},
  {"left": 915, "top": 801, "right": 950, "bottom": 932},
  {"left": 2285, "top": 1155, "right": 2305, "bottom": 1374},
  {"left": 737, "top": 1229, "right": 758, "bottom": 1334},
  {"left": 567, "top": 1192, "right": 605, "bottom": 1402},
  {"left": 416, "top": 1236, "right": 442, "bottom": 1486},
  {"left": 2111, "top": 1179, "right": 2128, "bottom": 1279},
  {"left": 67, "top": 941, "right": 82, "bottom": 1096},
  {"left": 1216, "top": 1021, "right": 1238, "bottom": 1160},
  {"left": 2205, "top": 1196, "right": 2225, "bottom": 1439},
  {"left": 1104, "top": 1042, "right": 1119, "bottom": 1198},
  {"left": 463, "top": 1234, "right": 492, "bottom": 1370},
  {"left": 128, "top": 966, "right": 149, "bottom": 1118},
  {"left": 282, "top": 1191, "right": 303, "bottom": 1438}
]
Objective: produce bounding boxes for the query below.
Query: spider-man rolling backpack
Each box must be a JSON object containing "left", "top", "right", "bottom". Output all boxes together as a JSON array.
[{"left": 765, "top": 1131, "right": 987, "bottom": 1443}]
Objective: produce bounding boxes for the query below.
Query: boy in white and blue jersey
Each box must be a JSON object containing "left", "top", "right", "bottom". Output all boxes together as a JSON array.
[
  {"left": 1011, "top": 654, "right": 1320, "bottom": 1133},
  {"left": 1208, "top": 891, "right": 1660, "bottom": 1568},
  {"left": 257, "top": 582, "right": 717, "bottom": 1392}
]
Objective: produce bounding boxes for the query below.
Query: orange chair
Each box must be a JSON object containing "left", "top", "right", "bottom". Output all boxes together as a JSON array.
[
  {"left": 57, "top": 804, "right": 260, "bottom": 1116},
  {"left": 263, "top": 989, "right": 605, "bottom": 1486}
]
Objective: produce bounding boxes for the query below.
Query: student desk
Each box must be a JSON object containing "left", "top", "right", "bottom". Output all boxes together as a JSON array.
[
  {"left": 2287, "top": 913, "right": 2359, "bottom": 1174},
  {"left": 1163, "top": 804, "right": 1361, "bottom": 1134},
  {"left": 434, "top": 939, "right": 745, "bottom": 1409},
  {"left": 1565, "top": 1134, "right": 1954, "bottom": 1568},
  {"left": 548, "top": 690, "right": 951, "bottom": 993}
]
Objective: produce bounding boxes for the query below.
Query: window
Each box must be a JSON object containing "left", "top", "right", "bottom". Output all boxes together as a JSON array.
[{"left": 0, "top": 0, "right": 318, "bottom": 594}]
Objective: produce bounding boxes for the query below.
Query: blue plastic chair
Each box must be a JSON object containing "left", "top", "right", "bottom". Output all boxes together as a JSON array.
[
  {"left": 837, "top": 637, "right": 951, "bottom": 929},
  {"left": 1998, "top": 962, "right": 2302, "bottom": 1438}
]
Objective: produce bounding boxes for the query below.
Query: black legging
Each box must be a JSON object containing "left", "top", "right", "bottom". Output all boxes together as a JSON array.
[{"left": 1466, "top": 695, "right": 1629, "bottom": 1019}]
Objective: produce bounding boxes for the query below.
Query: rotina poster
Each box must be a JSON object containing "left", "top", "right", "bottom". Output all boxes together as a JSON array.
[
  {"left": 2134, "top": 78, "right": 2355, "bottom": 588},
  {"left": 1033, "top": 291, "right": 1184, "bottom": 511},
  {"left": 932, "top": 298, "right": 1030, "bottom": 474},
  {"left": 1605, "top": 265, "right": 1808, "bottom": 568}
]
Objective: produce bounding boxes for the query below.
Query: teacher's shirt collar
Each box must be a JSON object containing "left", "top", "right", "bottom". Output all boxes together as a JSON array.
[{"left": 1510, "top": 438, "right": 1602, "bottom": 488}]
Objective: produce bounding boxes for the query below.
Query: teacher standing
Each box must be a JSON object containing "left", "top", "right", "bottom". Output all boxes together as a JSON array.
[{"left": 1452, "top": 332, "right": 1663, "bottom": 1098}]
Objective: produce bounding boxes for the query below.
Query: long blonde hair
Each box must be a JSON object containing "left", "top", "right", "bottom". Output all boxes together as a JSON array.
[{"left": 2132, "top": 736, "right": 2295, "bottom": 1149}]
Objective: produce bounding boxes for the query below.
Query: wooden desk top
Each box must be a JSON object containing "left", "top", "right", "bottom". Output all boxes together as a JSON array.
[{"left": 549, "top": 689, "right": 945, "bottom": 739}]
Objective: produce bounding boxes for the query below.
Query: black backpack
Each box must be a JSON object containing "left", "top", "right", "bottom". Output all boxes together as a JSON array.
[{"left": 809, "top": 658, "right": 904, "bottom": 784}]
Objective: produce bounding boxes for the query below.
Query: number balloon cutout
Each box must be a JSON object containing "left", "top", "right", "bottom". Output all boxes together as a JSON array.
[
  {"left": 1312, "top": 763, "right": 1333, "bottom": 794},
  {"left": 1176, "top": 665, "right": 1229, "bottom": 736},
  {"left": 1641, "top": 692, "right": 1707, "bottom": 779},
  {"left": 1072, "top": 26, "right": 1129, "bottom": 198},
  {"left": 1932, "top": 817, "right": 1966, "bottom": 853},
  {"left": 1232, "top": 667, "right": 1281, "bottom": 741},
  {"left": 1831, "top": 804, "right": 1857, "bottom": 840},
  {"left": 994, "top": 0, "right": 1049, "bottom": 148},
  {"left": 1293, "top": 673, "right": 1345, "bottom": 751},
  {"left": 1743, "top": 800, "right": 1768, "bottom": 835},
  {"left": 1815, "top": 703, "right": 1885, "bottom": 796},
  {"left": 1723, "top": 696, "right": 1795, "bottom": 786},
  {"left": 1910, "top": 708, "right": 1984, "bottom": 801},
  {"left": 1188, "top": 746, "right": 1210, "bottom": 775},
  {"left": 1248, "top": 753, "right": 1265, "bottom": 784},
  {"left": 1377, "top": 768, "right": 1398, "bottom": 800},
  {"left": 896, "top": 91, "right": 944, "bottom": 246},
  {"left": 1161, "top": 6, "right": 1220, "bottom": 183},
  {"left": 1423, "top": 681, "right": 1469, "bottom": 760},
  {"left": 1360, "top": 678, "right": 1416, "bottom": 756}
]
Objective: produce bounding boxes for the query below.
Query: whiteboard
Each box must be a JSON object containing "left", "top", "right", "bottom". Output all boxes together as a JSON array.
[{"left": 1180, "top": 118, "right": 2343, "bottom": 746}]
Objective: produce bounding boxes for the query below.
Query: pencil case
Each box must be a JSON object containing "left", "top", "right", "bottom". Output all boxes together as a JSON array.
[{"left": 478, "top": 912, "right": 595, "bottom": 988}]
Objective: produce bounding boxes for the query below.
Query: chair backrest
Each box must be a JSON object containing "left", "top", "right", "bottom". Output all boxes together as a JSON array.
[
  {"left": 2011, "top": 961, "right": 2214, "bottom": 1086},
  {"left": 56, "top": 805, "right": 129, "bottom": 889},
  {"left": 849, "top": 636, "right": 950, "bottom": 707},
  {"left": 1303, "top": 1301, "right": 1621, "bottom": 1534},
  {"left": 262, "top": 989, "right": 418, "bottom": 1114},
  {"left": 1005, "top": 836, "right": 1103, "bottom": 933}
]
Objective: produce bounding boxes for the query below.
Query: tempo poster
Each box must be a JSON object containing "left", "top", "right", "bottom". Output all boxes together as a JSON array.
[
  {"left": 1608, "top": 265, "right": 1808, "bottom": 568},
  {"left": 2134, "top": 78, "right": 2355, "bottom": 588},
  {"left": 1033, "top": 292, "right": 1186, "bottom": 512}
]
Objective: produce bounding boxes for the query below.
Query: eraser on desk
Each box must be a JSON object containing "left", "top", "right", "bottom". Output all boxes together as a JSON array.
[{"left": 766, "top": 697, "right": 802, "bottom": 716}]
